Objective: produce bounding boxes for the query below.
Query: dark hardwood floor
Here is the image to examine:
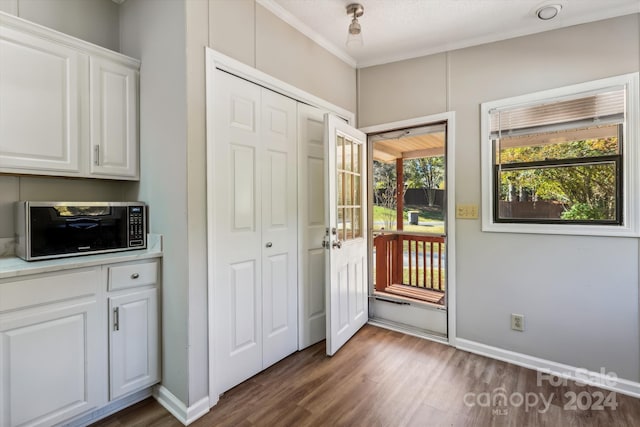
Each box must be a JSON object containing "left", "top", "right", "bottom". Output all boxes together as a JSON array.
[{"left": 92, "top": 325, "right": 640, "bottom": 426}]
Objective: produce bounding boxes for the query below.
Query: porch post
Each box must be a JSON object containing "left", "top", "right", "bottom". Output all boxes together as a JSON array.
[
  {"left": 396, "top": 158, "right": 403, "bottom": 231},
  {"left": 395, "top": 158, "right": 404, "bottom": 285}
]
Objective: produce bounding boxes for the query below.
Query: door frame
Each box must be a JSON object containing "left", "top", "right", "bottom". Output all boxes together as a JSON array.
[
  {"left": 360, "top": 112, "right": 457, "bottom": 347},
  {"left": 205, "top": 47, "right": 355, "bottom": 407}
]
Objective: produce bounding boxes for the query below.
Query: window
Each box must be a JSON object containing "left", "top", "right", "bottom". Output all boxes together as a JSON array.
[
  {"left": 481, "top": 73, "right": 639, "bottom": 236},
  {"left": 336, "top": 133, "right": 363, "bottom": 240}
]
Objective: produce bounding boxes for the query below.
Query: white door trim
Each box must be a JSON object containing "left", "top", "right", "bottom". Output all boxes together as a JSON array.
[
  {"left": 206, "top": 49, "right": 355, "bottom": 125},
  {"left": 360, "top": 112, "right": 457, "bottom": 347},
  {"left": 205, "top": 47, "right": 356, "bottom": 408}
]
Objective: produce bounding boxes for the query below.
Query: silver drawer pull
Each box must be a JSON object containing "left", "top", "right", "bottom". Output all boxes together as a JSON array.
[
  {"left": 266, "top": 242, "right": 273, "bottom": 248},
  {"left": 131, "top": 273, "right": 140, "bottom": 279}
]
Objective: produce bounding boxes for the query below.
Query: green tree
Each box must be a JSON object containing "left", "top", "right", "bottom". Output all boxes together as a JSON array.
[
  {"left": 373, "top": 161, "right": 399, "bottom": 228},
  {"left": 404, "top": 157, "right": 445, "bottom": 206},
  {"left": 498, "top": 137, "right": 618, "bottom": 220}
]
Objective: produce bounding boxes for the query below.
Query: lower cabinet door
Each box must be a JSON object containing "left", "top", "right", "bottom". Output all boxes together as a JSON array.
[
  {"left": 0, "top": 298, "right": 103, "bottom": 427},
  {"left": 108, "top": 288, "right": 159, "bottom": 400}
]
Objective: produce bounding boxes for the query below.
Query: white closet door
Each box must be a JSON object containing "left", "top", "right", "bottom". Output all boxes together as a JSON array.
[
  {"left": 297, "top": 104, "right": 327, "bottom": 349},
  {"left": 212, "top": 70, "right": 263, "bottom": 394},
  {"left": 261, "top": 89, "right": 298, "bottom": 369},
  {"left": 211, "top": 70, "right": 299, "bottom": 394}
]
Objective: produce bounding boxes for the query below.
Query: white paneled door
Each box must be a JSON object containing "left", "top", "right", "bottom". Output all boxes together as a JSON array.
[
  {"left": 212, "top": 70, "right": 297, "bottom": 394},
  {"left": 297, "top": 104, "right": 327, "bottom": 349},
  {"left": 324, "top": 114, "right": 368, "bottom": 356},
  {"left": 260, "top": 89, "right": 298, "bottom": 369}
]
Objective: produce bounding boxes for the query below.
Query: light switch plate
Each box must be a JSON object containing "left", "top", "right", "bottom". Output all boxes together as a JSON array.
[{"left": 456, "top": 204, "right": 479, "bottom": 219}]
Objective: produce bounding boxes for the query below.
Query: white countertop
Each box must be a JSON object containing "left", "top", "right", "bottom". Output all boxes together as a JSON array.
[{"left": 0, "top": 234, "right": 163, "bottom": 279}]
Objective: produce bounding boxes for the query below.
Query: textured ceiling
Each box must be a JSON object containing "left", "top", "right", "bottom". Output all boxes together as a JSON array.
[{"left": 260, "top": 0, "right": 640, "bottom": 68}]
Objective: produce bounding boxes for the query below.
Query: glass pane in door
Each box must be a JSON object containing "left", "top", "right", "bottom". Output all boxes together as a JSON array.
[{"left": 336, "top": 133, "right": 363, "bottom": 242}]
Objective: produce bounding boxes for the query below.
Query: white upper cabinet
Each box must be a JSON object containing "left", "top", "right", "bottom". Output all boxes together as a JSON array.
[
  {"left": 0, "top": 12, "right": 140, "bottom": 180},
  {"left": 89, "top": 57, "right": 138, "bottom": 178},
  {"left": 0, "top": 25, "right": 81, "bottom": 173}
]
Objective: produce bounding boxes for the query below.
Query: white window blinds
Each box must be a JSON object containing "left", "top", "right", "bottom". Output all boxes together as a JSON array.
[{"left": 490, "top": 87, "right": 625, "bottom": 139}]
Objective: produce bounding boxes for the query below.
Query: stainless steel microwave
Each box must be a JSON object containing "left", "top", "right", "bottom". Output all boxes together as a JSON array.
[{"left": 15, "top": 201, "right": 147, "bottom": 261}]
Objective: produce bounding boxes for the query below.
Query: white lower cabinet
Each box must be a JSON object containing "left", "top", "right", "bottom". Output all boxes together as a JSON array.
[
  {"left": 0, "top": 258, "right": 161, "bottom": 427},
  {"left": 0, "top": 268, "right": 105, "bottom": 427},
  {"left": 109, "top": 288, "right": 159, "bottom": 400}
]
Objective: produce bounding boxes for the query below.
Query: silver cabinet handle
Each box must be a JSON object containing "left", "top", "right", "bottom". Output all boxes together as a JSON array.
[
  {"left": 131, "top": 273, "right": 139, "bottom": 279},
  {"left": 265, "top": 242, "right": 273, "bottom": 248},
  {"left": 113, "top": 307, "right": 120, "bottom": 331},
  {"left": 332, "top": 240, "right": 342, "bottom": 249},
  {"left": 94, "top": 145, "right": 100, "bottom": 166}
]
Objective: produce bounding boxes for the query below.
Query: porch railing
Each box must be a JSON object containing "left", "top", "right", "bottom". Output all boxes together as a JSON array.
[{"left": 374, "top": 233, "right": 446, "bottom": 292}]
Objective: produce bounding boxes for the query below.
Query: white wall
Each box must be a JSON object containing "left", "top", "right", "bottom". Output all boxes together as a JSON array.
[
  {"left": 359, "top": 14, "right": 640, "bottom": 381},
  {"left": 0, "top": 0, "right": 129, "bottom": 240},
  {"left": 209, "top": 0, "right": 356, "bottom": 113}
]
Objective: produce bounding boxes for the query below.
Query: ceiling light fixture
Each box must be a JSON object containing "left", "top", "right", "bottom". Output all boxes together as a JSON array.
[
  {"left": 346, "top": 3, "right": 364, "bottom": 48},
  {"left": 536, "top": 4, "right": 562, "bottom": 21}
]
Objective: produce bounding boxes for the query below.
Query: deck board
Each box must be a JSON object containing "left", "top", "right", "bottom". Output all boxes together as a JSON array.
[{"left": 384, "top": 283, "right": 445, "bottom": 304}]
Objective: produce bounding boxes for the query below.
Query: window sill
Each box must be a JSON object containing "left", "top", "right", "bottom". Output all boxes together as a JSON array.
[{"left": 481, "top": 219, "right": 638, "bottom": 238}]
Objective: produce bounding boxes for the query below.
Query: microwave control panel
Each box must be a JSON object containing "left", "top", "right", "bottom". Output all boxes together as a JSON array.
[{"left": 129, "top": 206, "right": 145, "bottom": 246}]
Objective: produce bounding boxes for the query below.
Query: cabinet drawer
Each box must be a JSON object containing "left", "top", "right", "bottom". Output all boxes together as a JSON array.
[
  {"left": 108, "top": 261, "right": 157, "bottom": 291},
  {"left": 0, "top": 268, "right": 99, "bottom": 313}
]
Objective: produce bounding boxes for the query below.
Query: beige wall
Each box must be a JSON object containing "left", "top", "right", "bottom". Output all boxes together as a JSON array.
[
  {"left": 209, "top": 0, "right": 356, "bottom": 113},
  {"left": 359, "top": 14, "right": 640, "bottom": 380},
  {"left": 119, "top": 0, "right": 191, "bottom": 405},
  {"left": 0, "top": 0, "right": 119, "bottom": 50},
  {"left": 357, "top": 53, "right": 448, "bottom": 127},
  {"left": 185, "top": 0, "right": 210, "bottom": 405}
]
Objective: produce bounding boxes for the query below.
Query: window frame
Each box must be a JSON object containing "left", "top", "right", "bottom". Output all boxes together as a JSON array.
[{"left": 480, "top": 73, "right": 640, "bottom": 237}]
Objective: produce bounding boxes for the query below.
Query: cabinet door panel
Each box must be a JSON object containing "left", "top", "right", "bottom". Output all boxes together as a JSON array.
[
  {"left": 89, "top": 56, "right": 138, "bottom": 178},
  {"left": 0, "top": 299, "right": 102, "bottom": 427},
  {"left": 109, "top": 288, "right": 159, "bottom": 400},
  {"left": 0, "top": 26, "right": 80, "bottom": 173}
]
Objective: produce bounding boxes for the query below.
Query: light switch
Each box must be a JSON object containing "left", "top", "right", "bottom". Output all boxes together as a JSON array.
[{"left": 456, "top": 204, "right": 479, "bottom": 219}]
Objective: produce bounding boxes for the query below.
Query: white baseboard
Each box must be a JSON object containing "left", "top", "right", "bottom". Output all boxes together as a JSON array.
[
  {"left": 64, "top": 388, "right": 152, "bottom": 427},
  {"left": 456, "top": 338, "right": 640, "bottom": 399},
  {"left": 153, "top": 385, "right": 210, "bottom": 425},
  {"left": 368, "top": 318, "right": 449, "bottom": 345}
]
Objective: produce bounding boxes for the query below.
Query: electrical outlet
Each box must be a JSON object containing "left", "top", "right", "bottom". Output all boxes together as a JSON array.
[{"left": 511, "top": 314, "right": 525, "bottom": 332}]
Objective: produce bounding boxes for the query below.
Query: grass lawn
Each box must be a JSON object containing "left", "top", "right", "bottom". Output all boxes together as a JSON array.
[{"left": 373, "top": 204, "right": 445, "bottom": 235}]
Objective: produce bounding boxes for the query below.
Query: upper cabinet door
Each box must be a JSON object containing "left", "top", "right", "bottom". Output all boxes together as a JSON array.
[
  {"left": 89, "top": 56, "right": 138, "bottom": 179},
  {"left": 0, "top": 26, "right": 81, "bottom": 174}
]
